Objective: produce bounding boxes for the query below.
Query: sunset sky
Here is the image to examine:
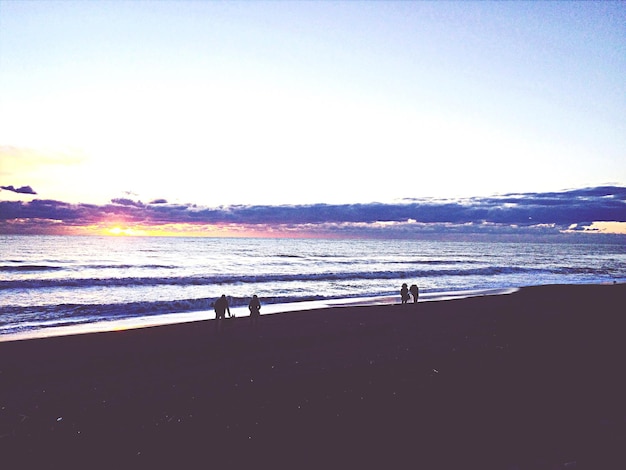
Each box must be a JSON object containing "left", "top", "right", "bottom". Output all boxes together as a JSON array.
[{"left": 1, "top": 1, "right": 625, "bottom": 237}]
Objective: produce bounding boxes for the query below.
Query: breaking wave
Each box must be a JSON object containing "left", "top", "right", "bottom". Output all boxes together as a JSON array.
[{"left": 1, "top": 265, "right": 616, "bottom": 291}]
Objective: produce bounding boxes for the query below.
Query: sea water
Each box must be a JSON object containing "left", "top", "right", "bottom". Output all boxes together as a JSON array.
[{"left": 1, "top": 235, "right": 625, "bottom": 338}]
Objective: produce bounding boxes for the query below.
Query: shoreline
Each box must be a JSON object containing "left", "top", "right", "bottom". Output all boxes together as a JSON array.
[
  {"left": 0, "top": 286, "right": 519, "bottom": 343},
  {"left": 1, "top": 283, "right": 625, "bottom": 469}
]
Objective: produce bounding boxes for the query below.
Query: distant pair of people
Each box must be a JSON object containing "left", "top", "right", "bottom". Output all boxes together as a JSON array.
[
  {"left": 400, "top": 283, "right": 419, "bottom": 304},
  {"left": 213, "top": 294, "right": 261, "bottom": 328}
]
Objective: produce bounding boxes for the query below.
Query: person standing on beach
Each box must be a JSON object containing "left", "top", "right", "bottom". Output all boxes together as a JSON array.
[
  {"left": 214, "top": 294, "right": 231, "bottom": 330},
  {"left": 409, "top": 284, "right": 419, "bottom": 304},
  {"left": 248, "top": 294, "right": 261, "bottom": 328},
  {"left": 400, "top": 283, "right": 410, "bottom": 304}
]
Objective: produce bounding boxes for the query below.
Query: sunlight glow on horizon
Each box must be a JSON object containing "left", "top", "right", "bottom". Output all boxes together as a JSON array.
[
  {"left": 14, "top": 217, "right": 626, "bottom": 238},
  {"left": 86, "top": 223, "right": 319, "bottom": 238},
  {"left": 565, "top": 221, "right": 626, "bottom": 235}
]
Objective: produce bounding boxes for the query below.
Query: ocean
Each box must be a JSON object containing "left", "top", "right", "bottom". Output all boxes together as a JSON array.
[{"left": 1, "top": 235, "right": 625, "bottom": 339}]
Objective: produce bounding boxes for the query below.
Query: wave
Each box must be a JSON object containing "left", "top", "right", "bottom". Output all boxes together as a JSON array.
[
  {"left": 1, "top": 298, "right": 213, "bottom": 324},
  {"left": 0, "top": 294, "right": 329, "bottom": 333},
  {"left": 0, "top": 263, "right": 176, "bottom": 272},
  {"left": 0, "top": 265, "right": 64, "bottom": 272},
  {"left": 88, "top": 264, "right": 177, "bottom": 269},
  {"left": 394, "top": 259, "right": 478, "bottom": 265},
  {"left": 1, "top": 265, "right": 615, "bottom": 290}
]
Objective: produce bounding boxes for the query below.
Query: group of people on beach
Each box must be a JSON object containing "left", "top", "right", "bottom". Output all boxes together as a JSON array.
[
  {"left": 214, "top": 282, "right": 418, "bottom": 330},
  {"left": 400, "top": 283, "right": 419, "bottom": 304}
]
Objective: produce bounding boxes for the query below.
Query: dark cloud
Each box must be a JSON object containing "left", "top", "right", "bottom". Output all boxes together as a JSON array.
[
  {"left": 1, "top": 186, "right": 625, "bottom": 238},
  {"left": 1, "top": 185, "right": 37, "bottom": 195},
  {"left": 110, "top": 198, "right": 145, "bottom": 207}
]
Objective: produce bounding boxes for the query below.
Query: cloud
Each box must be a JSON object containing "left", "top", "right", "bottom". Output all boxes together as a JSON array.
[
  {"left": 1, "top": 185, "right": 37, "bottom": 195},
  {"left": 1, "top": 186, "right": 625, "bottom": 238},
  {"left": 111, "top": 198, "right": 145, "bottom": 207}
]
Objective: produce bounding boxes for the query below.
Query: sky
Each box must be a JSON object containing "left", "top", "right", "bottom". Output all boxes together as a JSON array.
[{"left": 1, "top": 1, "right": 625, "bottom": 237}]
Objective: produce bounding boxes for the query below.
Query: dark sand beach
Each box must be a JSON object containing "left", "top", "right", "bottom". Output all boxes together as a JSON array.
[{"left": 1, "top": 284, "right": 625, "bottom": 469}]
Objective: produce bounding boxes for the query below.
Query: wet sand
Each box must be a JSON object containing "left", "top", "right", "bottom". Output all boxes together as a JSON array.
[{"left": 1, "top": 284, "right": 625, "bottom": 469}]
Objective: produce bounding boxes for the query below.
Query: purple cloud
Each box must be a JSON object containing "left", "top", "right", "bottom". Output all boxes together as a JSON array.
[
  {"left": 1, "top": 185, "right": 37, "bottom": 195},
  {"left": 111, "top": 198, "right": 145, "bottom": 208},
  {"left": 1, "top": 186, "right": 625, "bottom": 238}
]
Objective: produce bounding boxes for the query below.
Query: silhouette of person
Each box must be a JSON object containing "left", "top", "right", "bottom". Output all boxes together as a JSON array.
[
  {"left": 248, "top": 294, "right": 261, "bottom": 327},
  {"left": 409, "top": 284, "right": 419, "bottom": 304},
  {"left": 400, "top": 283, "right": 410, "bottom": 304},
  {"left": 214, "top": 294, "right": 231, "bottom": 330}
]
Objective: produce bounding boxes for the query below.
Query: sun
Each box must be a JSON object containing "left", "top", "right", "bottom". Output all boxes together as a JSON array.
[{"left": 107, "top": 226, "right": 145, "bottom": 236}]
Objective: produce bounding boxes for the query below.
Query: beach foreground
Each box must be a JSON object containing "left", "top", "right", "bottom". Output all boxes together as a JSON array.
[{"left": 1, "top": 284, "right": 625, "bottom": 469}]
